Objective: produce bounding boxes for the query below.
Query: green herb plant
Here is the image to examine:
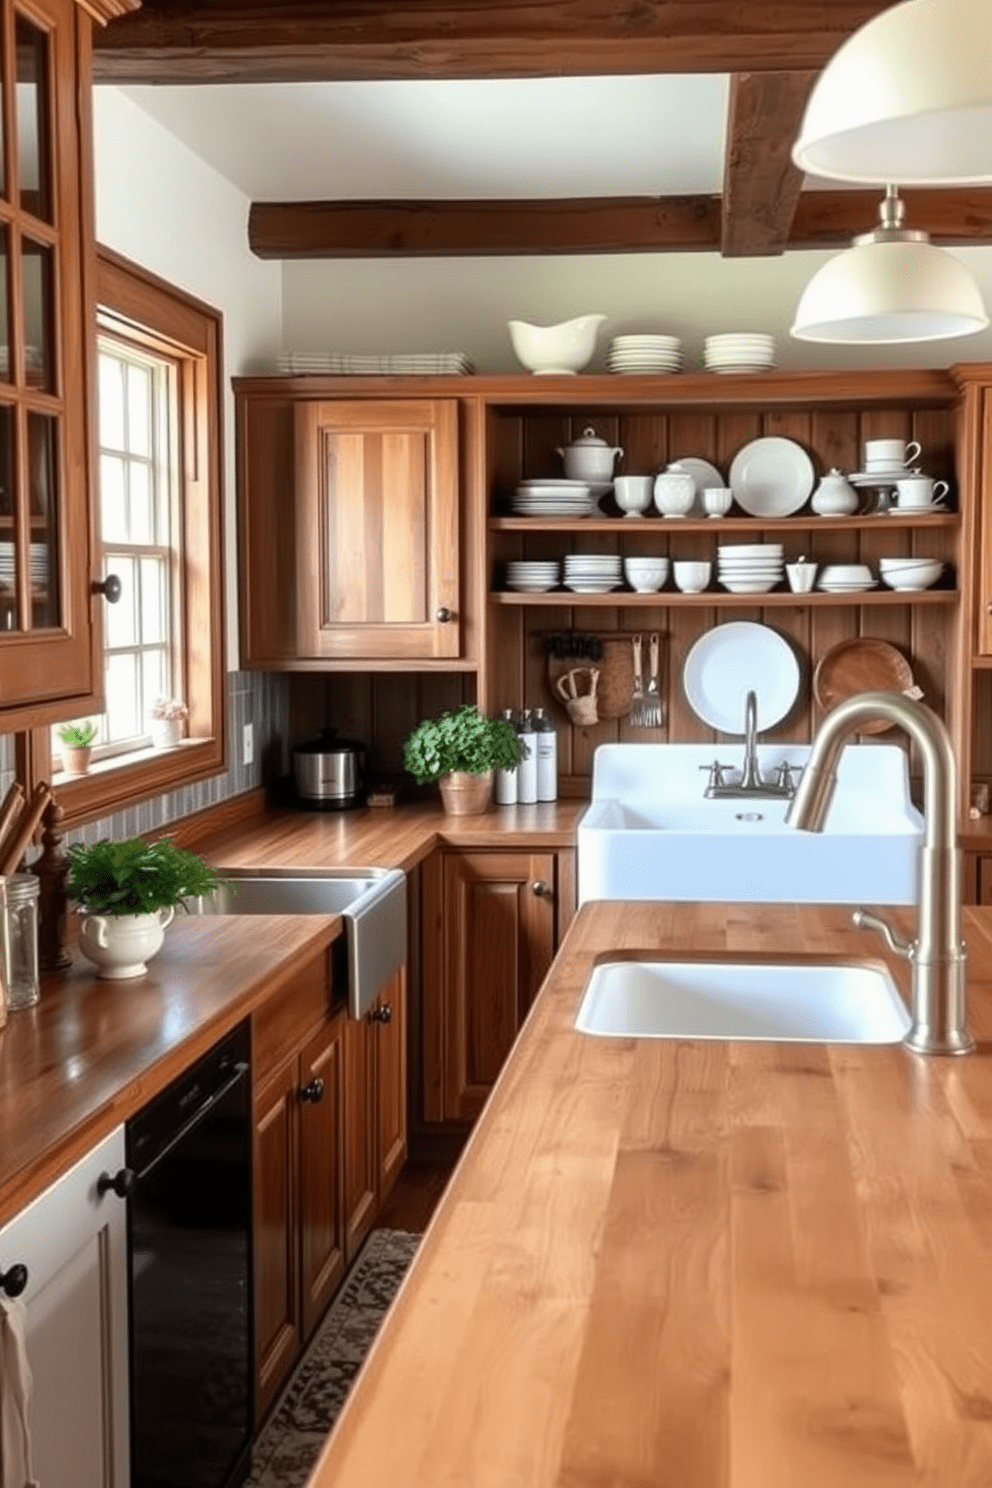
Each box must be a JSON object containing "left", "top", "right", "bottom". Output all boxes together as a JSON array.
[
  {"left": 58, "top": 720, "right": 98, "bottom": 748},
  {"left": 67, "top": 837, "right": 229, "bottom": 917},
  {"left": 402, "top": 704, "right": 524, "bottom": 785}
]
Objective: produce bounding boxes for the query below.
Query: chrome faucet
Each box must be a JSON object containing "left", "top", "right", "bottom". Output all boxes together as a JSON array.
[
  {"left": 702, "top": 690, "right": 799, "bottom": 800},
  {"left": 786, "top": 690, "right": 973, "bottom": 1056}
]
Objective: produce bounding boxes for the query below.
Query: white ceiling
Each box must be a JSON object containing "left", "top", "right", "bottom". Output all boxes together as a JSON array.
[{"left": 122, "top": 75, "right": 731, "bottom": 201}]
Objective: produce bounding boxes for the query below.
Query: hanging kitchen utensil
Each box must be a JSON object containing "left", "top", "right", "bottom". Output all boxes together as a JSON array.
[
  {"left": 641, "top": 632, "right": 664, "bottom": 728},
  {"left": 555, "top": 667, "right": 600, "bottom": 725},
  {"left": 629, "top": 634, "right": 647, "bottom": 727},
  {"left": 547, "top": 635, "right": 634, "bottom": 721}
]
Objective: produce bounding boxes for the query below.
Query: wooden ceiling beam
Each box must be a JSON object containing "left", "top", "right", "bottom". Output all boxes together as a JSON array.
[
  {"left": 93, "top": 0, "right": 895, "bottom": 85},
  {"left": 720, "top": 71, "right": 813, "bottom": 257},
  {"left": 247, "top": 189, "right": 992, "bottom": 260}
]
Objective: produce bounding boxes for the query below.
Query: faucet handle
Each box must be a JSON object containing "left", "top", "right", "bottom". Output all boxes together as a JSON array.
[
  {"left": 852, "top": 907, "right": 912, "bottom": 960},
  {"left": 776, "top": 760, "right": 800, "bottom": 795},
  {"left": 699, "top": 760, "right": 729, "bottom": 794}
]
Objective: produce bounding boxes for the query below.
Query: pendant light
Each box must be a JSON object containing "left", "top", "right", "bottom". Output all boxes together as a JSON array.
[
  {"left": 793, "top": 0, "right": 992, "bottom": 186},
  {"left": 790, "top": 187, "right": 989, "bottom": 344}
]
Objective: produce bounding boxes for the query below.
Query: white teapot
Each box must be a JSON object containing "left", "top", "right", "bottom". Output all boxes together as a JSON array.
[
  {"left": 556, "top": 427, "right": 624, "bottom": 483},
  {"left": 811, "top": 468, "right": 859, "bottom": 517}
]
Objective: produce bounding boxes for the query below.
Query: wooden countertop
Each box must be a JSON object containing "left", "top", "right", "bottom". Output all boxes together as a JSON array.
[
  {"left": 307, "top": 900, "right": 992, "bottom": 1488},
  {"left": 0, "top": 914, "right": 342, "bottom": 1227},
  {"left": 203, "top": 799, "right": 584, "bottom": 873}
]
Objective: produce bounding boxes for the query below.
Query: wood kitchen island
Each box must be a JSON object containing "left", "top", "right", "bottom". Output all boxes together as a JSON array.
[{"left": 306, "top": 899, "right": 992, "bottom": 1488}]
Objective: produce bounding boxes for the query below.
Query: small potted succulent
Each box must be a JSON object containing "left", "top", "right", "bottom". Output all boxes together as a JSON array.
[
  {"left": 57, "top": 720, "right": 98, "bottom": 777},
  {"left": 149, "top": 697, "right": 188, "bottom": 750},
  {"left": 402, "top": 704, "right": 524, "bottom": 815},
  {"left": 68, "top": 836, "right": 228, "bottom": 979}
]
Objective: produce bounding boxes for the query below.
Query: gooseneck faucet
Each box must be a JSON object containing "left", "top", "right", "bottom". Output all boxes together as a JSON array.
[
  {"left": 786, "top": 691, "right": 973, "bottom": 1056},
  {"left": 701, "top": 690, "right": 798, "bottom": 800}
]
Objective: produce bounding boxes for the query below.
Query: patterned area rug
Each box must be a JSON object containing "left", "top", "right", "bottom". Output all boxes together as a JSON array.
[{"left": 245, "top": 1228, "right": 420, "bottom": 1488}]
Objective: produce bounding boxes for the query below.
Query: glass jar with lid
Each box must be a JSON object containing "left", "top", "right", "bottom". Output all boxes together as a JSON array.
[{"left": 0, "top": 872, "right": 40, "bottom": 1009}]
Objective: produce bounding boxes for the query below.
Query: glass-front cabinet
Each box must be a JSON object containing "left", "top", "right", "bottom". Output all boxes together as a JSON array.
[{"left": 0, "top": 0, "right": 104, "bottom": 728}]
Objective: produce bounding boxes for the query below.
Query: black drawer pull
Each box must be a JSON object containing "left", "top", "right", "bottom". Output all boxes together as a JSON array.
[
  {"left": 0, "top": 1264, "right": 28, "bottom": 1298},
  {"left": 97, "top": 1168, "right": 135, "bottom": 1199},
  {"left": 300, "top": 1077, "right": 325, "bottom": 1103},
  {"left": 369, "top": 1003, "right": 393, "bottom": 1024}
]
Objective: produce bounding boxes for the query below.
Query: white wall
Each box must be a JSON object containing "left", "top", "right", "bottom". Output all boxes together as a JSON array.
[
  {"left": 280, "top": 248, "right": 992, "bottom": 374},
  {"left": 93, "top": 89, "right": 284, "bottom": 670}
]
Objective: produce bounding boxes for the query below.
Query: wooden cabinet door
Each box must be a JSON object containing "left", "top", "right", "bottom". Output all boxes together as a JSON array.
[
  {"left": 342, "top": 1010, "right": 377, "bottom": 1263},
  {"left": 979, "top": 855, "right": 992, "bottom": 905},
  {"left": 299, "top": 1014, "right": 346, "bottom": 1341},
  {"left": 374, "top": 968, "right": 408, "bottom": 1202},
  {"left": 0, "top": 0, "right": 101, "bottom": 727},
  {"left": 253, "top": 1056, "right": 301, "bottom": 1419},
  {"left": 0, "top": 1127, "right": 129, "bottom": 1488},
  {"left": 295, "top": 399, "right": 460, "bottom": 660},
  {"left": 442, "top": 850, "right": 556, "bottom": 1124}
]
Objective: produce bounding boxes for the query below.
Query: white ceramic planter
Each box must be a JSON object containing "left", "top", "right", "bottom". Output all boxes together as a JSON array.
[
  {"left": 149, "top": 717, "right": 182, "bottom": 749},
  {"left": 78, "top": 906, "right": 175, "bottom": 979}
]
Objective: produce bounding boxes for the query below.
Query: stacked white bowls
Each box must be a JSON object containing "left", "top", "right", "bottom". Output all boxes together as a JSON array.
[
  {"left": 607, "top": 335, "right": 683, "bottom": 374},
  {"left": 716, "top": 542, "right": 785, "bottom": 593}
]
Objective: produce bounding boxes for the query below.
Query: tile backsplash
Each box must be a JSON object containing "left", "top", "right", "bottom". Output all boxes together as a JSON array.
[{"left": 0, "top": 670, "right": 290, "bottom": 846}]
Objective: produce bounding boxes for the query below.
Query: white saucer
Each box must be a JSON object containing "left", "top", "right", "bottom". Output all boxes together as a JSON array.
[{"left": 887, "top": 503, "right": 947, "bottom": 515}]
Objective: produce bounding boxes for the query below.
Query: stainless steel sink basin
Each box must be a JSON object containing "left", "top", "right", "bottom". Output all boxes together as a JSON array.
[
  {"left": 191, "top": 866, "right": 406, "bottom": 1019},
  {"left": 575, "top": 957, "right": 911, "bottom": 1043}
]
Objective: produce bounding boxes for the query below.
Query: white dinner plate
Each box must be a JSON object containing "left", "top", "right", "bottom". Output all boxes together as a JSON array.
[
  {"left": 728, "top": 436, "right": 815, "bottom": 518},
  {"left": 682, "top": 621, "right": 801, "bottom": 734}
]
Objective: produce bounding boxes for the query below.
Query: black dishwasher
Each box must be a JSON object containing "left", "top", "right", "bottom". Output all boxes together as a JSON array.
[{"left": 126, "top": 1023, "right": 253, "bottom": 1488}]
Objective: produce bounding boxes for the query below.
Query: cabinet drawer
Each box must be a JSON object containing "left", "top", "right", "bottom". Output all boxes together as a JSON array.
[{"left": 252, "top": 950, "right": 332, "bottom": 1081}]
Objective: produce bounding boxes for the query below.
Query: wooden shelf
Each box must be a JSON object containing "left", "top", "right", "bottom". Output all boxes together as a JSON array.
[
  {"left": 492, "top": 589, "right": 958, "bottom": 608},
  {"left": 490, "top": 512, "right": 959, "bottom": 534}
]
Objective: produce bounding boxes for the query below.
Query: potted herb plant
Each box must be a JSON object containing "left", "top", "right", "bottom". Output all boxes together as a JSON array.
[
  {"left": 67, "top": 836, "right": 228, "bottom": 979},
  {"left": 57, "top": 720, "right": 98, "bottom": 777},
  {"left": 402, "top": 704, "right": 524, "bottom": 815}
]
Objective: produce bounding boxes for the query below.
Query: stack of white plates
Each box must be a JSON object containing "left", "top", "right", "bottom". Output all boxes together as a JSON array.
[
  {"left": 716, "top": 542, "right": 784, "bottom": 594},
  {"left": 505, "top": 560, "right": 560, "bottom": 593},
  {"left": 0, "top": 542, "right": 48, "bottom": 590},
  {"left": 562, "top": 554, "right": 623, "bottom": 594},
  {"left": 704, "top": 334, "right": 776, "bottom": 374},
  {"left": 607, "top": 335, "right": 683, "bottom": 375},
  {"left": 276, "top": 350, "right": 474, "bottom": 375},
  {"left": 511, "top": 479, "right": 597, "bottom": 517},
  {"left": 817, "top": 563, "right": 877, "bottom": 593}
]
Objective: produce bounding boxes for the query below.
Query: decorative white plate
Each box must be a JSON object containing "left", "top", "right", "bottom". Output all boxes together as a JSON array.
[
  {"left": 728, "top": 437, "right": 815, "bottom": 518},
  {"left": 682, "top": 621, "right": 801, "bottom": 734}
]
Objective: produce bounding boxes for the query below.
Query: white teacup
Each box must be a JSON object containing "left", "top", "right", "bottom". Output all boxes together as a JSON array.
[
  {"left": 864, "top": 438, "right": 922, "bottom": 471},
  {"left": 702, "top": 487, "right": 733, "bottom": 518},
  {"left": 895, "top": 475, "right": 949, "bottom": 509},
  {"left": 785, "top": 561, "right": 818, "bottom": 593}
]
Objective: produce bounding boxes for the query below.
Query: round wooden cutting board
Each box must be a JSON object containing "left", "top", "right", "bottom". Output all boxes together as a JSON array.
[{"left": 812, "top": 638, "right": 920, "bottom": 733}]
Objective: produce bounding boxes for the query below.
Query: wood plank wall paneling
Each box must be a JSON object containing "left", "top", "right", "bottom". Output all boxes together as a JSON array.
[
  {"left": 482, "top": 400, "right": 960, "bottom": 790},
  {"left": 289, "top": 672, "right": 474, "bottom": 782}
]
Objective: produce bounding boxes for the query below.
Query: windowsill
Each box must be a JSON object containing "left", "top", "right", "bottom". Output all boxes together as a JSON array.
[{"left": 52, "top": 734, "right": 225, "bottom": 831}]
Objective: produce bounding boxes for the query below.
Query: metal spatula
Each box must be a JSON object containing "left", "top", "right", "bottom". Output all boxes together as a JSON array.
[
  {"left": 628, "top": 633, "right": 647, "bottom": 726},
  {"left": 642, "top": 632, "right": 664, "bottom": 727}
]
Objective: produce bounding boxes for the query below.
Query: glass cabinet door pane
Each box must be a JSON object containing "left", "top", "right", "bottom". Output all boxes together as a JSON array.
[
  {"left": 22, "top": 239, "right": 53, "bottom": 392},
  {"left": 15, "top": 16, "right": 51, "bottom": 223},
  {"left": 0, "top": 405, "right": 13, "bottom": 632},
  {"left": 0, "top": 225, "right": 9, "bottom": 385},
  {"left": 27, "top": 410, "right": 59, "bottom": 629}
]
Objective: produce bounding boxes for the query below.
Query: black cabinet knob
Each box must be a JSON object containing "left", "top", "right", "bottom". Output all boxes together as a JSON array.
[
  {"left": 369, "top": 1003, "right": 393, "bottom": 1024},
  {"left": 97, "top": 1167, "right": 135, "bottom": 1199},
  {"left": 91, "top": 573, "right": 123, "bottom": 604},
  {"left": 0, "top": 1264, "right": 28, "bottom": 1298},
  {"left": 300, "top": 1077, "right": 325, "bottom": 1103}
]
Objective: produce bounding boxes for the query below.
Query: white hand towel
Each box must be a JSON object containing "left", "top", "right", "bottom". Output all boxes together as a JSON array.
[{"left": 0, "top": 1294, "right": 39, "bottom": 1488}]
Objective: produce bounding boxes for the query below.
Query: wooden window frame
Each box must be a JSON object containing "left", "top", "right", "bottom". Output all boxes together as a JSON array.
[{"left": 22, "top": 246, "right": 226, "bottom": 827}]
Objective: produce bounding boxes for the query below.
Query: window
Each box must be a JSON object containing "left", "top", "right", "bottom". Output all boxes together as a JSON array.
[{"left": 33, "top": 249, "right": 226, "bottom": 825}]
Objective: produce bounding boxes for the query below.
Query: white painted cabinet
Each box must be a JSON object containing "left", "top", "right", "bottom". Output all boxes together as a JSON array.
[{"left": 0, "top": 1127, "right": 130, "bottom": 1488}]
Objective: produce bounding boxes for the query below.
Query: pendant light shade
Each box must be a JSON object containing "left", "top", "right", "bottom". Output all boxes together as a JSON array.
[
  {"left": 791, "top": 188, "right": 989, "bottom": 344},
  {"left": 793, "top": 0, "right": 992, "bottom": 185}
]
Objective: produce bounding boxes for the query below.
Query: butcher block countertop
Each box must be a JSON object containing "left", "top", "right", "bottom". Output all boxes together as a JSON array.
[
  {"left": 0, "top": 914, "right": 342, "bottom": 1227},
  {"left": 308, "top": 899, "right": 992, "bottom": 1488}
]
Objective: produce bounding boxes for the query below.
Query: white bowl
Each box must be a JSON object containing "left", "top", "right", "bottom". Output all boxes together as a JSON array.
[
  {"left": 879, "top": 559, "right": 944, "bottom": 589},
  {"left": 673, "top": 560, "right": 712, "bottom": 593},
  {"left": 819, "top": 563, "right": 874, "bottom": 584},
  {"left": 624, "top": 558, "right": 670, "bottom": 592},
  {"left": 507, "top": 315, "right": 606, "bottom": 375}
]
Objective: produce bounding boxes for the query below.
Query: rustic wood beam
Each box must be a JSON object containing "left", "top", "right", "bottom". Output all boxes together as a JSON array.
[
  {"left": 93, "top": 0, "right": 895, "bottom": 85},
  {"left": 720, "top": 71, "right": 813, "bottom": 258},
  {"left": 248, "top": 196, "right": 722, "bottom": 259},
  {"left": 247, "top": 188, "right": 992, "bottom": 260}
]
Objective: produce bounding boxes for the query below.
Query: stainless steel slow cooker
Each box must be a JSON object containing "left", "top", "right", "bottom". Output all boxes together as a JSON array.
[{"left": 292, "top": 729, "right": 367, "bottom": 808}]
